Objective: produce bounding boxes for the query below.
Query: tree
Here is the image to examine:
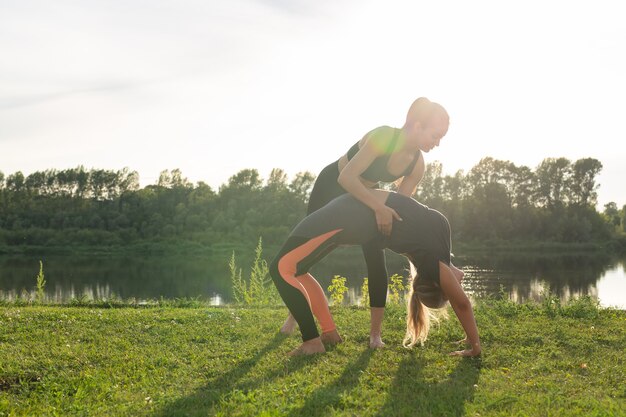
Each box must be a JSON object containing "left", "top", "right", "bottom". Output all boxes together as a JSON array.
[
  {"left": 170, "top": 169, "right": 192, "bottom": 189},
  {"left": 118, "top": 168, "right": 140, "bottom": 194},
  {"left": 463, "top": 181, "right": 513, "bottom": 240},
  {"left": 467, "top": 157, "right": 519, "bottom": 205},
  {"left": 6, "top": 172, "right": 25, "bottom": 192},
  {"left": 221, "top": 169, "right": 262, "bottom": 192},
  {"left": 158, "top": 170, "right": 173, "bottom": 188},
  {"left": 289, "top": 171, "right": 315, "bottom": 202},
  {"left": 74, "top": 166, "right": 90, "bottom": 198},
  {"left": 603, "top": 202, "right": 621, "bottom": 229},
  {"left": 0, "top": 159, "right": 618, "bottom": 248},
  {"left": 25, "top": 171, "right": 47, "bottom": 195},
  {"left": 157, "top": 168, "right": 191, "bottom": 189},
  {"left": 569, "top": 158, "right": 602, "bottom": 206},
  {"left": 442, "top": 170, "right": 466, "bottom": 202},
  {"left": 535, "top": 158, "right": 571, "bottom": 208},
  {"left": 415, "top": 161, "right": 444, "bottom": 206},
  {"left": 506, "top": 165, "right": 534, "bottom": 208},
  {"left": 266, "top": 168, "right": 288, "bottom": 191}
]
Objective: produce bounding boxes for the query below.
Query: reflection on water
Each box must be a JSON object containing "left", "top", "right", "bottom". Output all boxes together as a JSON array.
[
  {"left": 595, "top": 263, "right": 626, "bottom": 308},
  {"left": 456, "top": 253, "right": 626, "bottom": 308},
  {"left": 0, "top": 251, "right": 624, "bottom": 309},
  {"left": 210, "top": 294, "right": 224, "bottom": 306},
  {"left": 0, "top": 254, "right": 232, "bottom": 303},
  {"left": 0, "top": 283, "right": 114, "bottom": 303}
]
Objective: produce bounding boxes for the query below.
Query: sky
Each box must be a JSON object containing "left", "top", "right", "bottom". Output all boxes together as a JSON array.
[{"left": 1, "top": 0, "right": 625, "bottom": 208}]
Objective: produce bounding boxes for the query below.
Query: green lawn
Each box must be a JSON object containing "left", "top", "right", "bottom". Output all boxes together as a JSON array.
[{"left": 1, "top": 299, "right": 625, "bottom": 416}]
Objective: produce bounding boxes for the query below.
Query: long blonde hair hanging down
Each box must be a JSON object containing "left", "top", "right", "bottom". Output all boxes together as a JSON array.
[{"left": 403, "top": 261, "right": 447, "bottom": 348}]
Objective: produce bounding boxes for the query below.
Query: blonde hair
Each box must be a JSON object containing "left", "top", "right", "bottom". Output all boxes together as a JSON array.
[
  {"left": 406, "top": 97, "right": 449, "bottom": 128},
  {"left": 403, "top": 261, "right": 448, "bottom": 348}
]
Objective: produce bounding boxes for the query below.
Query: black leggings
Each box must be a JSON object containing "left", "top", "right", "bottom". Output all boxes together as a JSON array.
[
  {"left": 270, "top": 235, "right": 339, "bottom": 341},
  {"left": 306, "top": 161, "right": 388, "bottom": 308},
  {"left": 270, "top": 193, "right": 381, "bottom": 341}
]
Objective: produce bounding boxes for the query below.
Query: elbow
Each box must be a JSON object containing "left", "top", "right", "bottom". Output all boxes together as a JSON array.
[
  {"left": 337, "top": 171, "right": 350, "bottom": 189},
  {"left": 453, "top": 298, "right": 473, "bottom": 314}
]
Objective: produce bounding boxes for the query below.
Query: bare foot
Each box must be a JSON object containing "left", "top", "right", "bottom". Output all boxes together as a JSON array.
[
  {"left": 369, "top": 335, "right": 386, "bottom": 349},
  {"left": 320, "top": 329, "right": 343, "bottom": 345},
  {"left": 287, "top": 338, "right": 325, "bottom": 356},
  {"left": 280, "top": 314, "right": 297, "bottom": 335},
  {"left": 453, "top": 337, "right": 470, "bottom": 345}
]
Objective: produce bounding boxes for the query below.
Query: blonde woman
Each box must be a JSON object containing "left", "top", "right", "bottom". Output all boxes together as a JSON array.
[{"left": 270, "top": 190, "right": 480, "bottom": 357}]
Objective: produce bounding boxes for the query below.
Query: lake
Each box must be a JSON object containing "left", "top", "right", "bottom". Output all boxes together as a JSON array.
[{"left": 1, "top": 248, "right": 625, "bottom": 309}]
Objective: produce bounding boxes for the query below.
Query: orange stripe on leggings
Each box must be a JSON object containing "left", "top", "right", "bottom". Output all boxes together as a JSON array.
[
  {"left": 278, "top": 229, "right": 342, "bottom": 334},
  {"left": 295, "top": 273, "right": 335, "bottom": 333}
]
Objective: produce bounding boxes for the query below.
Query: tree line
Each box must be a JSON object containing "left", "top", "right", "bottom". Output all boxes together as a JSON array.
[
  {"left": 0, "top": 158, "right": 624, "bottom": 251},
  {"left": 414, "top": 157, "right": 623, "bottom": 243}
]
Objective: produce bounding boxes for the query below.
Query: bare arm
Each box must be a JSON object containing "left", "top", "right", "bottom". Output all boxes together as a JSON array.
[
  {"left": 438, "top": 261, "right": 481, "bottom": 356},
  {"left": 338, "top": 137, "right": 402, "bottom": 236},
  {"left": 396, "top": 153, "right": 425, "bottom": 197},
  {"left": 338, "top": 138, "right": 387, "bottom": 210}
]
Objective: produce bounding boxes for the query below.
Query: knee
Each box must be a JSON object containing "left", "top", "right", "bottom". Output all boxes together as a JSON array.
[
  {"left": 362, "top": 252, "right": 388, "bottom": 277},
  {"left": 370, "top": 298, "right": 386, "bottom": 308},
  {"left": 270, "top": 254, "right": 296, "bottom": 283}
]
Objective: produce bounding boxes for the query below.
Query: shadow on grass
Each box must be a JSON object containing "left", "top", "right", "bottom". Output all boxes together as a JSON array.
[
  {"left": 286, "top": 347, "right": 374, "bottom": 417},
  {"left": 373, "top": 355, "right": 482, "bottom": 417},
  {"left": 150, "top": 330, "right": 478, "bottom": 416},
  {"left": 151, "top": 332, "right": 318, "bottom": 417}
]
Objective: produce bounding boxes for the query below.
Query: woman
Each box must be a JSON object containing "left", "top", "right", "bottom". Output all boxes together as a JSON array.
[
  {"left": 281, "top": 97, "right": 450, "bottom": 348},
  {"left": 270, "top": 190, "right": 481, "bottom": 357}
]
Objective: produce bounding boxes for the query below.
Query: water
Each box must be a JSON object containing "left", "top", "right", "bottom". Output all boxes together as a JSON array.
[
  {"left": 0, "top": 254, "right": 232, "bottom": 303},
  {"left": 456, "top": 253, "right": 626, "bottom": 309},
  {"left": 1, "top": 250, "right": 625, "bottom": 309}
]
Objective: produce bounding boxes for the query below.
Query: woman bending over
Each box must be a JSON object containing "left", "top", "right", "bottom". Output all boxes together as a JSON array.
[
  {"left": 281, "top": 97, "right": 450, "bottom": 349},
  {"left": 270, "top": 190, "right": 480, "bottom": 357}
]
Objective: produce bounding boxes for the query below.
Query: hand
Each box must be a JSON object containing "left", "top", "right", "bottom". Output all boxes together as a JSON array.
[
  {"left": 449, "top": 348, "right": 481, "bottom": 357},
  {"left": 375, "top": 206, "right": 402, "bottom": 237},
  {"left": 450, "top": 338, "right": 480, "bottom": 356}
]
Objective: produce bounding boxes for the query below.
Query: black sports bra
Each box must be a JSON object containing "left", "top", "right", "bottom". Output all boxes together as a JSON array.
[{"left": 346, "top": 127, "right": 421, "bottom": 183}]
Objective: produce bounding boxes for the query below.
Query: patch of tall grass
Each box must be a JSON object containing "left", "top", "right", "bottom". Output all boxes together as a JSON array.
[{"left": 229, "top": 237, "right": 281, "bottom": 305}]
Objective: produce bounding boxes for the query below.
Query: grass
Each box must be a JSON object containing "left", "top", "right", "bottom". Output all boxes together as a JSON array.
[{"left": 0, "top": 299, "right": 625, "bottom": 416}]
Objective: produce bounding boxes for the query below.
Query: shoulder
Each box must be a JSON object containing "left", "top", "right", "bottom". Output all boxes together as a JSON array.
[{"left": 364, "top": 126, "right": 398, "bottom": 154}]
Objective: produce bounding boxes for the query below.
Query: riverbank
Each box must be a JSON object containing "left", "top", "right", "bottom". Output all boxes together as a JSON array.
[
  {"left": 1, "top": 234, "right": 625, "bottom": 257},
  {"left": 1, "top": 299, "right": 624, "bottom": 416}
]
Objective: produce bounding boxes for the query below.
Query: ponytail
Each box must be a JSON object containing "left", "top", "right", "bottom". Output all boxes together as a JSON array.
[
  {"left": 406, "top": 97, "right": 449, "bottom": 128},
  {"left": 403, "top": 263, "right": 430, "bottom": 348},
  {"left": 403, "top": 260, "right": 447, "bottom": 348}
]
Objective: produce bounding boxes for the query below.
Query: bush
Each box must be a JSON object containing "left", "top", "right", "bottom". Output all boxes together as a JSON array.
[
  {"left": 328, "top": 275, "right": 348, "bottom": 306},
  {"left": 560, "top": 295, "right": 601, "bottom": 319},
  {"left": 360, "top": 278, "right": 369, "bottom": 307},
  {"left": 388, "top": 273, "right": 406, "bottom": 305},
  {"left": 229, "top": 237, "right": 281, "bottom": 306}
]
